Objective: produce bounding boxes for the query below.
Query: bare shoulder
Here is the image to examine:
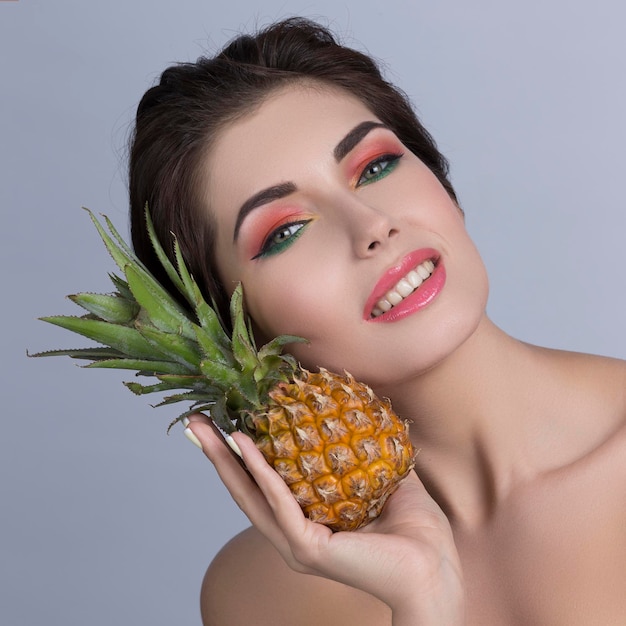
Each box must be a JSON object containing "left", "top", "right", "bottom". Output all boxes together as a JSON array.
[
  {"left": 199, "top": 526, "right": 390, "bottom": 626},
  {"left": 545, "top": 349, "right": 626, "bottom": 447},
  {"left": 550, "top": 350, "right": 626, "bottom": 546},
  {"left": 580, "top": 351, "right": 626, "bottom": 438},
  {"left": 560, "top": 350, "right": 626, "bottom": 483},
  {"left": 554, "top": 349, "right": 626, "bottom": 401}
]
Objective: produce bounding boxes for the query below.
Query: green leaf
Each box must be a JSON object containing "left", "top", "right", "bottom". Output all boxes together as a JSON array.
[
  {"left": 172, "top": 238, "right": 198, "bottom": 304},
  {"left": 229, "top": 283, "right": 244, "bottom": 332},
  {"left": 136, "top": 322, "right": 201, "bottom": 370},
  {"left": 108, "top": 273, "right": 135, "bottom": 301},
  {"left": 198, "top": 358, "right": 238, "bottom": 389},
  {"left": 144, "top": 206, "right": 189, "bottom": 300},
  {"left": 209, "top": 396, "right": 236, "bottom": 433},
  {"left": 145, "top": 207, "right": 231, "bottom": 359},
  {"left": 253, "top": 355, "right": 285, "bottom": 384},
  {"left": 230, "top": 285, "right": 258, "bottom": 371},
  {"left": 232, "top": 327, "right": 258, "bottom": 372},
  {"left": 84, "top": 208, "right": 140, "bottom": 275},
  {"left": 86, "top": 359, "right": 189, "bottom": 375},
  {"left": 124, "top": 264, "right": 196, "bottom": 339},
  {"left": 28, "top": 346, "right": 126, "bottom": 360},
  {"left": 193, "top": 325, "right": 234, "bottom": 367},
  {"left": 154, "top": 391, "right": 214, "bottom": 407},
  {"left": 101, "top": 213, "right": 151, "bottom": 272},
  {"left": 171, "top": 239, "right": 232, "bottom": 355},
  {"left": 257, "top": 334, "right": 308, "bottom": 360},
  {"left": 40, "top": 315, "right": 166, "bottom": 360},
  {"left": 192, "top": 285, "right": 232, "bottom": 354},
  {"left": 68, "top": 292, "right": 140, "bottom": 324},
  {"left": 85, "top": 211, "right": 190, "bottom": 338},
  {"left": 124, "top": 381, "right": 177, "bottom": 395},
  {"left": 234, "top": 376, "right": 261, "bottom": 408},
  {"left": 155, "top": 373, "right": 218, "bottom": 392},
  {"left": 166, "top": 404, "right": 215, "bottom": 434}
]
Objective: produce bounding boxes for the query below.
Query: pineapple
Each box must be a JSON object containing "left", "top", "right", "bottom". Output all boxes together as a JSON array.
[{"left": 31, "top": 209, "right": 414, "bottom": 531}]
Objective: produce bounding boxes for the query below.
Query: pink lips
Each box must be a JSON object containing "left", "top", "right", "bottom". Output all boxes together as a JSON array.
[{"left": 363, "top": 248, "right": 445, "bottom": 322}]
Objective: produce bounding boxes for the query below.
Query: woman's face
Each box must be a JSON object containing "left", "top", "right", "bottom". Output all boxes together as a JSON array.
[{"left": 202, "top": 85, "right": 489, "bottom": 388}]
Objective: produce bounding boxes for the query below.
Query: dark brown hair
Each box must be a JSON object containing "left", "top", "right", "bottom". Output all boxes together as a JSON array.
[{"left": 129, "top": 17, "right": 457, "bottom": 328}]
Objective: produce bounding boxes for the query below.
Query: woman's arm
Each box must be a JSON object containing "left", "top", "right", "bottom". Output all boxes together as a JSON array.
[{"left": 187, "top": 415, "right": 465, "bottom": 625}]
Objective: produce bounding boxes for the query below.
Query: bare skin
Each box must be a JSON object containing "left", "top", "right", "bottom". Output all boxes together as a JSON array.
[{"left": 184, "top": 86, "right": 626, "bottom": 624}]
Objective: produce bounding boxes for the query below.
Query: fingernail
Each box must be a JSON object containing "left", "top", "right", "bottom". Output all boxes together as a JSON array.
[
  {"left": 226, "top": 434, "right": 243, "bottom": 458},
  {"left": 182, "top": 417, "right": 190, "bottom": 428},
  {"left": 184, "top": 427, "right": 203, "bottom": 450}
]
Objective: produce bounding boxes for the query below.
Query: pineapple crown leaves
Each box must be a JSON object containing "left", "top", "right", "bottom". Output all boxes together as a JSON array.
[{"left": 30, "top": 206, "right": 308, "bottom": 434}]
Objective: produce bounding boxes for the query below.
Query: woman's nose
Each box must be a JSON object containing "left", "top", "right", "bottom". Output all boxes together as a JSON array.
[{"left": 349, "top": 201, "right": 399, "bottom": 258}]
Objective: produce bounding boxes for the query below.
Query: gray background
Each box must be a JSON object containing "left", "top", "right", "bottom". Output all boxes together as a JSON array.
[{"left": 2, "top": 0, "right": 624, "bottom": 624}]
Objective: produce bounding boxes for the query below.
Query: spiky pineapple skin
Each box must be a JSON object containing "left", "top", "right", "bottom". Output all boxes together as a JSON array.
[{"left": 249, "top": 368, "right": 414, "bottom": 532}]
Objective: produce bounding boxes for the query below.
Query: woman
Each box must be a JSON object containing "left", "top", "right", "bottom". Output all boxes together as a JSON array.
[{"left": 129, "top": 18, "right": 626, "bottom": 625}]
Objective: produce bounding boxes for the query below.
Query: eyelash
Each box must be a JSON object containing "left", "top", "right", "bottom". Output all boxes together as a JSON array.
[
  {"left": 356, "top": 152, "right": 404, "bottom": 187},
  {"left": 252, "top": 219, "right": 312, "bottom": 259}
]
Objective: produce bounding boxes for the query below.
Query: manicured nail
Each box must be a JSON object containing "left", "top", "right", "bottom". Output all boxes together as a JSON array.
[
  {"left": 226, "top": 434, "right": 243, "bottom": 458},
  {"left": 182, "top": 417, "right": 190, "bottom": 428},
  {"left": 184, "top": 427, "right": 203, "bottom": 450}
]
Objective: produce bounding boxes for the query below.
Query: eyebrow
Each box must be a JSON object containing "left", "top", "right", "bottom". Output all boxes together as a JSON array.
[
  {"left": 233, "top": 120, "right": 388, "bottom": 241},
  {"left": 233, "top": 182, "right": 297, "bottom": 242},
  {"left": 333, "top": 121, "right": 388, "bottom": 162}
]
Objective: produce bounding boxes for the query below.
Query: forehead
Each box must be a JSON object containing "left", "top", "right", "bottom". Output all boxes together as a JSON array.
[{"left": 203, "top": 85, "right": 380, "bottom": 215}]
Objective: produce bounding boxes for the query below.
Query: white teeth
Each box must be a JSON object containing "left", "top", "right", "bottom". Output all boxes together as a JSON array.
[
  {"left": 395, "top": 279, "right": 414, "bottom": 297},
  {"left": 371, "top": 259, "right": 436, "bottom": 318},
  {"left": 406, "top": 271, "right": 423, "bottom": 289},
  {"left": 417, "top": 264, "right": 431, "bottom": 280},
  {"left": 386, "top": 291, "right": 404, "bottom": 305}
]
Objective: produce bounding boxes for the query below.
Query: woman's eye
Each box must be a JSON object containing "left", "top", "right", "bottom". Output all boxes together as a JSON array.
[
  {"left": 357, "top": 153, "right": 403, "bottom": 187},
  {"left": 253, "top": 219, "right": 311, "bottom": 260}
]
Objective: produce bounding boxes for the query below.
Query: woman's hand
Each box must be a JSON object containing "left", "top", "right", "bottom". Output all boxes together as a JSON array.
[{"left": 186, "top": 414, "right": 465, "bottom": 625}]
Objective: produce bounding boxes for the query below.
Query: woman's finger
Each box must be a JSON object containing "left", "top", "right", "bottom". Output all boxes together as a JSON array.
[
  {"left": 186, "top": 422, "right": 307, "bottom": 562},
  {"left": 228, "top": 432, "right": 333, "bottom": 566},
  {"left": 186, "top": 414, "right": 247, "bottom": 470},
  {"left": 186, "top": 421, "right": 264, "bottom": 511}
]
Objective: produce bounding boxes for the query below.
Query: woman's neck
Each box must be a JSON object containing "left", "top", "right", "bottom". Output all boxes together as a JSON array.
[{"left": 376, "top": 316, "right": 589, "bottom": 527}]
